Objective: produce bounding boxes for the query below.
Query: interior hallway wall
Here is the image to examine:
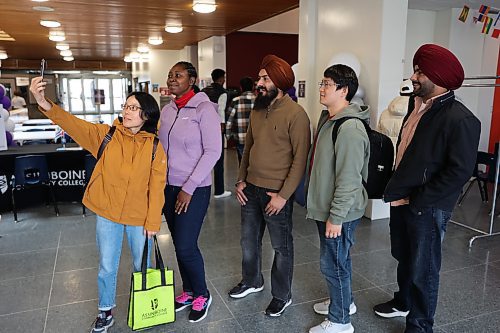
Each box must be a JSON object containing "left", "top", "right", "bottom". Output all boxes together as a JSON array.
[{"left": 298, "top": 0, "right": 408, "bottom": 129}]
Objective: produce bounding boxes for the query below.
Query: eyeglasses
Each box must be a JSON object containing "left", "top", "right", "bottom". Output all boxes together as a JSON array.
[
  {"left": 121, "top": 104, "right": 142, "bottom": 112},
  {"left": 318, "top": 81, "right": 339, "bottom": 88}
]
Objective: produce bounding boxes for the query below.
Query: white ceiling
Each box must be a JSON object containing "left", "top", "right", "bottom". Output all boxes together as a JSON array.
[{"left": 408, "top": 0, "right": 498, "bottom": 11}]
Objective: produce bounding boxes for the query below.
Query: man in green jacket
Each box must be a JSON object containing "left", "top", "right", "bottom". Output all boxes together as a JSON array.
[{"left": 307, "top": 64, "right": 370, "bottom": 333}]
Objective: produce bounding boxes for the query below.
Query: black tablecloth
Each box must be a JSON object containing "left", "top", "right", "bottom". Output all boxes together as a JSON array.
[{"left": 0, "top": 144, "right": 89, "bottom": 212}]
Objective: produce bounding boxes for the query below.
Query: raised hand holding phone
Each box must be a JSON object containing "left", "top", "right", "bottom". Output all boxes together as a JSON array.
[{"left": 29, "top": 76, "right": 51, "bottom": 111}]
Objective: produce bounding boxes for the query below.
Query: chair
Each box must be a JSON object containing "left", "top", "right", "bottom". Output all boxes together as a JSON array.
[
  {"left": 11, "top": 155, "right": 60, "bottom": 223},
  {"left": 458, "top": 146, "right": 499, "bottom": 205},
  {"left": 82, "top": 154, "right": 97, "bottom": 216}
]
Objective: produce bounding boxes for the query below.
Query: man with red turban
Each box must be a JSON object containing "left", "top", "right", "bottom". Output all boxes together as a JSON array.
[
  {"left": 374, "top": 44, "right": 481, "bottom": 332},
  {"left": 228, "top": 54, "right": 311, "bottom": 317}
]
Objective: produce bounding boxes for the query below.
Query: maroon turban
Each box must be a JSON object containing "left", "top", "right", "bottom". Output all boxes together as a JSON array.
[
  {"left": 260, "top": 54, "right": 295, "bottom": 91},
  {"left": 413, "top": 44, "right": 464, "bottom": 90}
]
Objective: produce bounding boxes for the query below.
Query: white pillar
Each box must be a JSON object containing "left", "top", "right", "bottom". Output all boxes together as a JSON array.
[
  {"left": 198, "top": 36, "right": 226, "bottom": 88},
  {"left": 297, "top": 0, "right": 408, "bottom": 220}
]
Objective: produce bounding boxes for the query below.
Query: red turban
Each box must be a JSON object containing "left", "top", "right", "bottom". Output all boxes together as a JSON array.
[
  {"left": 413, "top": 44, "right": 464, "bottom": 90},
  {"left": 260, "top": 55, "right": 295, "bottom": 91}
]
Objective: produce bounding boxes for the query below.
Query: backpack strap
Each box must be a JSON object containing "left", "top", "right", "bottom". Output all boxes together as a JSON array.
[
  {"left": 97, "top": 126, "right": 116, "bottom": 161},
  {"left": 331, "top": 116, "right": 369, "bottom": 188},
  {"left": 331, "top": 117, "right": 370, "bottom": 146},
  {"left": 152, "top": 136, "right": 159, "bottom": 161},
  {"left": 97, "top": 126, "right": 159, "bottom": 162}
]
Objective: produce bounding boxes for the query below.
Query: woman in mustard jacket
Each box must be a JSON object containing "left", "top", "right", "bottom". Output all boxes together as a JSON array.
[{"left": 30, "top": 77, "right": 167, "bottom": 333}]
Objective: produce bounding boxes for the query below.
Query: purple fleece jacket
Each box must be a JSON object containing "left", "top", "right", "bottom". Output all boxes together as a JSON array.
[{"left": 158, "top": 92, "right": 222, "bottom": 195}]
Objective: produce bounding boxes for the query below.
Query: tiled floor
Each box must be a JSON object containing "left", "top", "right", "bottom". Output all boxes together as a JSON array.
[{"left": 1, "top": 150, "right": 500, "bottom": 333}]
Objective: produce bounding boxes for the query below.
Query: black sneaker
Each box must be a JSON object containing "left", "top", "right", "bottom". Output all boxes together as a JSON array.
[
  {"left": 228, "top": 282, "right": 264, "bottom": 298},
  {"left": 188, "top": 294, "right": 212, "bottom": 323},
  {"left": 373, "top": 299, "right": 409, "bottom": 318},
  {"left": 175, "top": 291, "right": 194, "bottom": 312},
  {"left": 265, "top": 297, "right": 292, "bottom": 317},
  {"left": 90, "top": 311, "right": 114, "bottom": 332}
]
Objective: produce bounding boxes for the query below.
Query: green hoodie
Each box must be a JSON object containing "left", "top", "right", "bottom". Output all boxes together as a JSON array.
[{"left": 305, "top": 103, "right": 370, "bottom": 225}]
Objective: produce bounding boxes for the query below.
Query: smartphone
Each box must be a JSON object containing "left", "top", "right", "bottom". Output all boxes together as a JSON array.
[{"left": 40, "top": 59, "right": 46, "bottom": 79}]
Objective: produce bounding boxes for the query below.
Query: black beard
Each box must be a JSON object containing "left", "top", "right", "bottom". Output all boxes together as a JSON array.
[{"left": 254, "top": 87, "right": 279, "bottom": 110}]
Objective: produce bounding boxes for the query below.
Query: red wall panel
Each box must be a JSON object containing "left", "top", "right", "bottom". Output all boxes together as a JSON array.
[
  {"left": 489, "top": 48, "right": 500, "bottom": 152},
  {"left": 225, "top": 31, "right": 298, "bottom": 89}
]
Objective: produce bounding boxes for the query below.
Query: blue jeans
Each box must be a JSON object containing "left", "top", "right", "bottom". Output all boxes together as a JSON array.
[
  {"left": 96, "top": 215, "right": 151, "bottom": 311},
  {"left": 163, "top": 185, "right": 211, "bottom": 297},
  {"left": 389, "top": 205, "right": 450, "bottom": 333},
  {"left": 240, "top": 183, "right": 294, "bottom": 301},
  {"left": 316, "top": 219, "right": 360, "bottom": 324}
]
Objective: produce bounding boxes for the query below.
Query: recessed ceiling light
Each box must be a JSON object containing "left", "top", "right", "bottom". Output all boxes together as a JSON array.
[
  {"left": 93, "top": 71, "right": 120, "bottom": 75},
  {"left": 32, "top": 0, "right": 49, "bottom": 2},
  {"left": 148, "top": 36, "right": 163, "bottom": 45},
  {"left": 56, "top": 43, "right": 69, "bottom": 50},
  {"left": 63, "top": 56, "right": 74, "bottom": 61},
  {"left": 129, "top": 52, "right": 140, "bottom": 60},
  {"left": 60, "top": 50, "right": 72, "bottom": 57},
  {"left": 193, "top": 0, "right": 216, "bottom": 13},
  {"left": 53, "top": 70, "right": 81, "bottom": 74},
  {"left": 49, "top": 31, "right": 65, "bottom": 41},
  {"left": 32, "top": 6, "right": 54, "bottom": 12},
  {"left": 40, "top": 20, "right": 61, "bottom": 28},
  {"left": 0, "top": 50, "right": 8, "bottom": 60},
  {"left": 165, "top": 25, "right": 183, "bottom": 33},
  {"left": 137, "top": 44, "right": 149, "bottom": 53}
]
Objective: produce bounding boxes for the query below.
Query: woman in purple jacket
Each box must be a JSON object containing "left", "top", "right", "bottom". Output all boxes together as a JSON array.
[{"left": 158, "top": 61, "right": 221, "bottom": 323}]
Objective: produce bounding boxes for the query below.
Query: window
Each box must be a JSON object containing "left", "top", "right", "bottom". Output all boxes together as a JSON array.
[{"left": 58, "top": 74, "right": 130, "bottom": 125}]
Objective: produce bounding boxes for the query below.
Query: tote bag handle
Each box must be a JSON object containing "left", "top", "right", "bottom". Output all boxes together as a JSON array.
[{"left": 140, "top": 235, "right": 166, "bottom": 290}]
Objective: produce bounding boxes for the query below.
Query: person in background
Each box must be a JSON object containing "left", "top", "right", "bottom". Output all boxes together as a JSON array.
[
  {"left": 202, "top": 68, "right": 231, "bottom": 199},
  {"left": 226, "top": 76, "right": 255, "bottom": 164},
  {"left": 159, "top": 61, "right": 221, "bottom": 323},
  {"left": 229, "top": 54, "right": 311, "bottom": 317},
  {"left": 30, "top": 77, "right": 166, "bottom": 333},
  {"left": 11, "top": 90, "right": 26, "bottom": 109},
  {"left": 374, "top": 44, "right": 481, "bottom": 333},
  {"left": 306, "top": 64, "right": 370, "bottom": 333}
]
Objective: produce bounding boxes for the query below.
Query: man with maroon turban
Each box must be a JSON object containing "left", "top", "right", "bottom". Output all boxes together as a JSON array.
[
  {"left": 374, "top": 44, "right": 481, "bottom": 333},
  {"left": 228, "top": 54, "right": 311, "bottom": 317}
]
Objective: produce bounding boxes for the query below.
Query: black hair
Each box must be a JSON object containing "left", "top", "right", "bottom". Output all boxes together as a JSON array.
[
  {"left": 323, "top": 64, "right": 359, "bottom": 102},
  {"left": 211, "top": 68, "right": 226, "bottom": 81},
  {"left": 240, "top": 77, "right": 254, "bottom": 92},
  {"left": 126, "top": 91, "right": 160, "bottom": 134},
  {"left": 174, "top": 61, "right": 198, "bottom": 80}
]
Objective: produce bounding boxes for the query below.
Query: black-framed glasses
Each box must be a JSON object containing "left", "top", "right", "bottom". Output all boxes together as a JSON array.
[
  {"left": 318, "top": 81, "right": 339, "bottom": 88},
  {"left": 121, "top": 104, "right": 142, "bottom": 112}
]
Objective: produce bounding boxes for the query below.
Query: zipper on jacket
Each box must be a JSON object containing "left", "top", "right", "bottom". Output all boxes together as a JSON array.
[
  {"left": 166, "top": 108, "right": 180, "bottom": 182},
  {"left": 265, "top": 106, "right": 271, "bottom": 118},
  {"left": 422, "top": 168, "right": 427, "bottom": 185}
]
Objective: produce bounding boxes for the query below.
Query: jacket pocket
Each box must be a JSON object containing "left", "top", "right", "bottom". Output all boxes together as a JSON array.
[{"left": 85, "top": 173, "right": 110, "bottom": 211}]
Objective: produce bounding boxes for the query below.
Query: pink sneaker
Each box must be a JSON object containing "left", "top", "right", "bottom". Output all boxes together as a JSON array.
[
  {"left": 175, "top": 291, "right": 193, "bottom": 312},
  {"left": 189, "top": 294, "right": 212, "bottom": 322}
]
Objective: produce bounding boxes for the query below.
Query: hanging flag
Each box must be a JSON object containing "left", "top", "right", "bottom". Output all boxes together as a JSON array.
[
  {"left": 492, "top": 28, "right": 500, "bottom": 39},
  {"left": 477, "top": 5, "right": 490, "bottom": 23},
  {"left": 458, "top": 5, "right": 470, "bottom": 22},
  {"left": 482, "top": 16, "right": 493, "bottom": 34},
  {"left": 494, "top": 12, "right": 500, "bottom": 27}
]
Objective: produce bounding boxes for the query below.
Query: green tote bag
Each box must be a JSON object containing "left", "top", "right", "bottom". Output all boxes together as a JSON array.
[{"left": 127, "top": 236, "right": 175, "bottom": 330}]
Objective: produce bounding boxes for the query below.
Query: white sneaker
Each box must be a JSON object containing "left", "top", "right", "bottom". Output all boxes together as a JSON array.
[
  {"left": 309, "top": 319, "right": 354, "bottom": 333},
  {"left": 214, "top": 190, "right": 231, "bottom": 199},
  {"left": 313, "top": 299, "right": 356, "bottom": 316}
]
